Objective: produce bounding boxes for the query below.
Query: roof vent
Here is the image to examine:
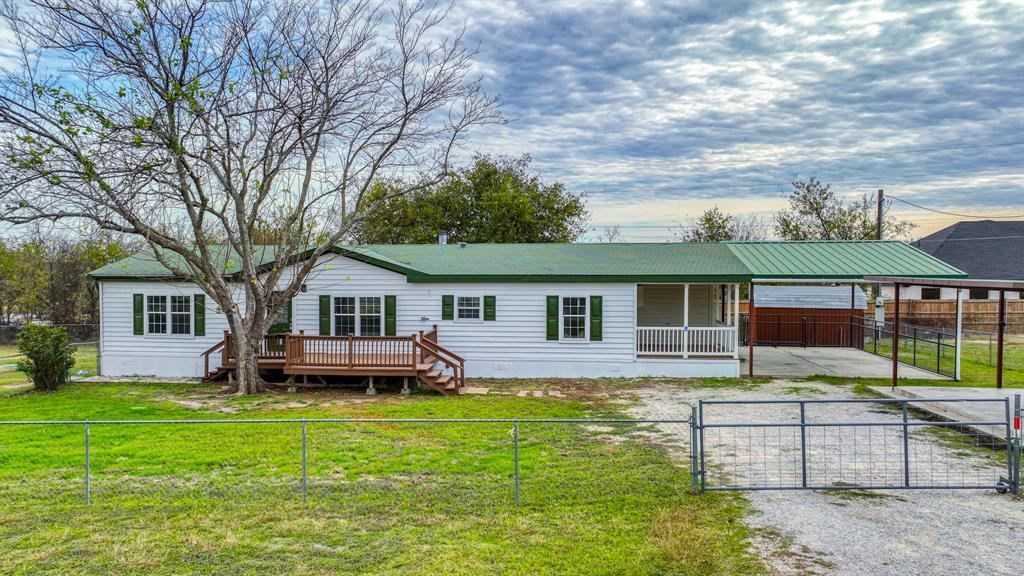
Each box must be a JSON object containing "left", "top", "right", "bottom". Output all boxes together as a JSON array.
[{"left": 438, "top": 231, "right": 448, "bottom": 245}]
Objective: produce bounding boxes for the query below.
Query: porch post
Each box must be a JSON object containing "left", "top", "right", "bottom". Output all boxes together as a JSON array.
[
  {"left": 733, "top": 283, "right": 740, "bottom": 359},
  {"left": 954, "top": 288, "right": 963, "bottom": 381},
  {"left": 725, "top": 284, "right": 731, "bottom": 325},
  {"left": 683, "top": 284, "right": 690, "bottom": 358}
]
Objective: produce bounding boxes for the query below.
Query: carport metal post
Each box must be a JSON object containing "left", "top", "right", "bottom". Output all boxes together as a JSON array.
[
  {"left": 891, "top": 282, "right": 900, "bottom": 390},
  {"left": 748, "top": 283, "right": 756, "bottom": 377},
  {"left": 954, "top": 288, "right": 963, "bottom": 381},
  {"left": 997, "top": 290, "right": 1006, "bottom": 389}
]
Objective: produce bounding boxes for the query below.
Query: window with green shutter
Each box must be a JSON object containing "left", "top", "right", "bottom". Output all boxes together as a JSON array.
[
  {"left": 483, "top": 295, "right": 496, "bottom": 321},
  {"left": 589, "top": 295, "right": 602, "bottom": 341},
  {"left": 441, "top": 295, "right": 454, "bottom": 320},
  {"left": 194, "top": 294, "right": 206, "bottom": 336},
  {"left": 545, "top": 295, "right": 559, "bottom": 340},
  {"left": 384, "top": 295, "right": 397, "bottom": 336}
]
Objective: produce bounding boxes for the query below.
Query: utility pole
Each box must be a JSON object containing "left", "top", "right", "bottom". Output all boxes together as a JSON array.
[{"left": 875, "top": 189, "right": 884, "bottom": 240}]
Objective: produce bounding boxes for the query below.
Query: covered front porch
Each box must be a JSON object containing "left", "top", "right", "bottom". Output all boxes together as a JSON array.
[{"left": 635, "top": 283, "right": 741, "bottom": 358}]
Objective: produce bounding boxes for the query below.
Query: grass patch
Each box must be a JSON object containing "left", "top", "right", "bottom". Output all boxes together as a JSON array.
[
  {"left": 0, "top": 343, "right": 97, "bottom": 388},
  {"left": 779, "top": 385, "right": 826, "bottom": 396},
  {"left": 865, "top": 338, "right": 1024, "bottom": 387},
  {"left": 0, "top": 382, "right": 765, "bottom": 575}
]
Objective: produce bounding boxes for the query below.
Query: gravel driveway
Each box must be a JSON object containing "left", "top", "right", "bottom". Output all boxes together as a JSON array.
[{"left": 628, "top": 380, "right": 1024, "bottom": 576}]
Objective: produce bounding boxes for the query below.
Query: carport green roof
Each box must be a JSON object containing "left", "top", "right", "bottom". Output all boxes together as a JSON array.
[
  {"left": 726, "top": 241, "right": 967, "bottom": 280},
  {"left": 88, "top": 240, "right": 966, "bottom": 282}
]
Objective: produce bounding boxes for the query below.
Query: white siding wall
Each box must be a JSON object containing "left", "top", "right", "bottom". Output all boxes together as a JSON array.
[{"left": 99, "top": 254, "right": 739, "bottom": 379}]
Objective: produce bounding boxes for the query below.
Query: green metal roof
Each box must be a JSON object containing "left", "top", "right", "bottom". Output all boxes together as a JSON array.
[
  {"left": 726, "top": 241, "right": 966, "bottom": 279},
  {"left": 89, "top": 241, "right": 966, "bottom": 283},
  {"left": 88, "top": 246, "right": 279, "bottom": 279}
]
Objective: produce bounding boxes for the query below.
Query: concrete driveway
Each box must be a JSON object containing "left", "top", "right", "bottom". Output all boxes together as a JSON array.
[{"left": 741, "top": 346, "right": 947, "bottom": 379}]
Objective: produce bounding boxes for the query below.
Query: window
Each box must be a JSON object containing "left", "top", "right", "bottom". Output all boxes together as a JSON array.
[
  {"left": 146, "top": 295, "right": 167, "bottom": 334},
  {"left": 561, "top": 296, "right": 587, "bottom": 340},
  {"left": 921, "top": 288, "right": 941, "bottom": 300},
  {"left": 170, "top": 295, "right": 191, "bottom": 335},
  {"left": 146, "top": 295, "right": 190, "bottom": 335},
  {"left": 457, "top": 296, "right": 481, "bottom": 320},
  {"left": 333, "top": 295, "right": 382, "bottom": 336},
  {"left": 360, "top": 297, "right": 382, "bottom": 336},
  {"left": 969, "top": 288, "right": 990, "bottom": 300}
]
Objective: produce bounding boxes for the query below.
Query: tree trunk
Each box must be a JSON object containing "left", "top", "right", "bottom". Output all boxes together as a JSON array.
[{"left": 230, "top": 322, "right": 267, "bottom": 394}]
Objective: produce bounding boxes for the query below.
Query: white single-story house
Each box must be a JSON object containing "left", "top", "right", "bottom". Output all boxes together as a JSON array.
[{"left": 87, "top": 240, "right": 965, "bottom": 391}]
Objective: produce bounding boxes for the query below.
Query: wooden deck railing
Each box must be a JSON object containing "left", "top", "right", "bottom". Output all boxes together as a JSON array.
[
  {"left": 204, "top": 327, "right": 465, "bottom": 391},
  {"left": 284, "top": 334, "right": 418, "bottom": 370}
]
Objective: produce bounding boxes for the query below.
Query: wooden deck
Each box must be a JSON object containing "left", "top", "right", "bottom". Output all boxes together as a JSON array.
[{"left": 202, "top": 327, "right": 465, "bottom": 395}]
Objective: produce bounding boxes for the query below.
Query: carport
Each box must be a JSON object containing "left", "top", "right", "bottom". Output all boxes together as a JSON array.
[
  {"left": 866, "top": 276, "right": 1024, "bottom": 389},
  {"left": 724, "top": 241, "right": 967, "bottom": 379}
]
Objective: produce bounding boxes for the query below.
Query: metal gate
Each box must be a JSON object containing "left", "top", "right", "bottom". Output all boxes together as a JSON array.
[{"left": 691, "top": 396, "right": 1022, "bottom": 494}]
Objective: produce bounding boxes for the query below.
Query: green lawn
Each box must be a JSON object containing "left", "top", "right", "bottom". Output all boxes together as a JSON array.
[
  {"left": 0, "top": 343, "right": 98, "bottom": 387},
  {"left": 863, "top": 337, "right": 1024, "bottom": 387},
  {"left": 0, "top": 381, "right": 764, "bottom": 575}
]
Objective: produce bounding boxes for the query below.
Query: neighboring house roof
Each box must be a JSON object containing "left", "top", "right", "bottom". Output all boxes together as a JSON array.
[
  {"left": 754, "top": 285, "right": 868, "bottom": 310},
  {"left": 911, "top": 220, "right": 1024, "bottom": 280},
  {"left": 88, "top": 240, "right": 966, "bottom": 283}
]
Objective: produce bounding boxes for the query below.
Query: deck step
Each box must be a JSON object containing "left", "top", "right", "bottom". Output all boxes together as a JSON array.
[
  {"left": 435, "top": 374, "right": 452, "bottom": 386},
  {"left": 425, "top": 369, "right": 442, "bottom": 380},
  {"left": 416, "top": 363, "right": 434, "bottom": 371},
  {"left": 443, "top": 381, "right": 457, "bottom": 391}
]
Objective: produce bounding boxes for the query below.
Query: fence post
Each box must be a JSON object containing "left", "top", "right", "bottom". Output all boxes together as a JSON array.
[
  {"left": 698, "top": 401, "right": 707, "bottom": 489},
  {"left": 1013, "top": 394, "right": 1021, "bottom": 495},
  {"left": 799, "top": 402, "right": 807, "bottom": 488},
  {"left": 301, "top": 419, "right": 308, "bottom": 504},
  {"left": 513, "top": 419, "right": 520, "bottom": 505},
  {"left": 690, "top": 405, "right": 700, "bottom": 493},
  {"left": 902, "top": 401, "right": 911, "bottom": 488},
  {"left": 84, "top": 422, "right": 91, "bottom": 505}
]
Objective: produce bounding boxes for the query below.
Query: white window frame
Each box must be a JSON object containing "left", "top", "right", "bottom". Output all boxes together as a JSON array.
[
  {"left": 559, "top": 295, "right": 589, "bottom": 343},
  {"left": 145, "top": 293, "right": 193, "bottom": 338},
  {"left": 332, "top": 294, "right": 385, "bottom": 336},
  {"left": 455, "top": 294, "right": 483, "bottom": 323}
]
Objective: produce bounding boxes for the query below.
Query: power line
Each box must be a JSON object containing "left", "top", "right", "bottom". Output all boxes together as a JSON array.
[{"left": 887, "top": 196, "right": 1024, "bottom": 219}]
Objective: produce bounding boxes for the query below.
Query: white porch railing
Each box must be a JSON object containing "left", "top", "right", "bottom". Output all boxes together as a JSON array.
[{"left": 635, "top": 326, "right": 737, "bottom": 357}]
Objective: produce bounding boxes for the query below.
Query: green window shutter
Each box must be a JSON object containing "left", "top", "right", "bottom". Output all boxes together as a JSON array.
[
  {"left": 194, "top": 294, "right": 206, "bottom": 336},
  {"left": 589, "top": 295, "right": 603, "bottom": 341},
  {"left": 483, "top": 295, "right": 496, "bottom": 321},
  {"left": 441, "top": 295, "right": 454, "bottom": 320},
  {"left": 133, "top": 293, "right": 144, "bottom": 335},
  {"left": 318, "top": 295, "right": 331, "bottom": 335},
  {"left": 384, "top": 295, "right": 397, "bottom": 336},
  {"left": 546, "top": 295, "right": 559, "bottom": 341},
  {"left": 287, "top": 298, "right": 293, "bottom": 327}
]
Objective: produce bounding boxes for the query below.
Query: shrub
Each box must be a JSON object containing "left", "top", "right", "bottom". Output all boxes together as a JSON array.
[{"left": 16, "top": 324, "right": 76, "bottom": 391}]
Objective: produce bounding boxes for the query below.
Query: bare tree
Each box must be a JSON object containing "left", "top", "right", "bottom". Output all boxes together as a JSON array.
[
  {"left": 0, "top": 0, "right": 501, "bottom": 393},
  {"left": 594, "top": 224, "right": 623, "bottom": 243}
]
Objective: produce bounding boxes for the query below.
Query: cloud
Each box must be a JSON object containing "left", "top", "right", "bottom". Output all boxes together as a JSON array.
[{"left": 451, "top": 0, "right": 1024, "bottom": 239}]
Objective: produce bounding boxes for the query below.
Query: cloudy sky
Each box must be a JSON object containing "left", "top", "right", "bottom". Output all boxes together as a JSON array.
[{"left": 448, "top": 0, "right": 1024, "bottom": 240}]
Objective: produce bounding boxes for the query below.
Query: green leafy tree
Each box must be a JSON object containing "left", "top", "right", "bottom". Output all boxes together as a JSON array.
[
  {"left": 775, "top": 178, "right": 915, "bottom": 240},
  {"left": 16, "top": 324, "right": 76, "bottom": 391},
  {"left": 352, "top": 155, "right": 589, "bottom": 244}
]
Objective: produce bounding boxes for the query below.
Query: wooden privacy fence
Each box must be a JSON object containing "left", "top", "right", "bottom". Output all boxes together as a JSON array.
[{"left": 739, "top": 300, "right": 1024, "bottom": 333}]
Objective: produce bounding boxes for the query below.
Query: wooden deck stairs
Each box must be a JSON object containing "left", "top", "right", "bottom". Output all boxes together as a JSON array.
[{"left": 201, "top": 326, "right": 465, "bottom": 395}]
